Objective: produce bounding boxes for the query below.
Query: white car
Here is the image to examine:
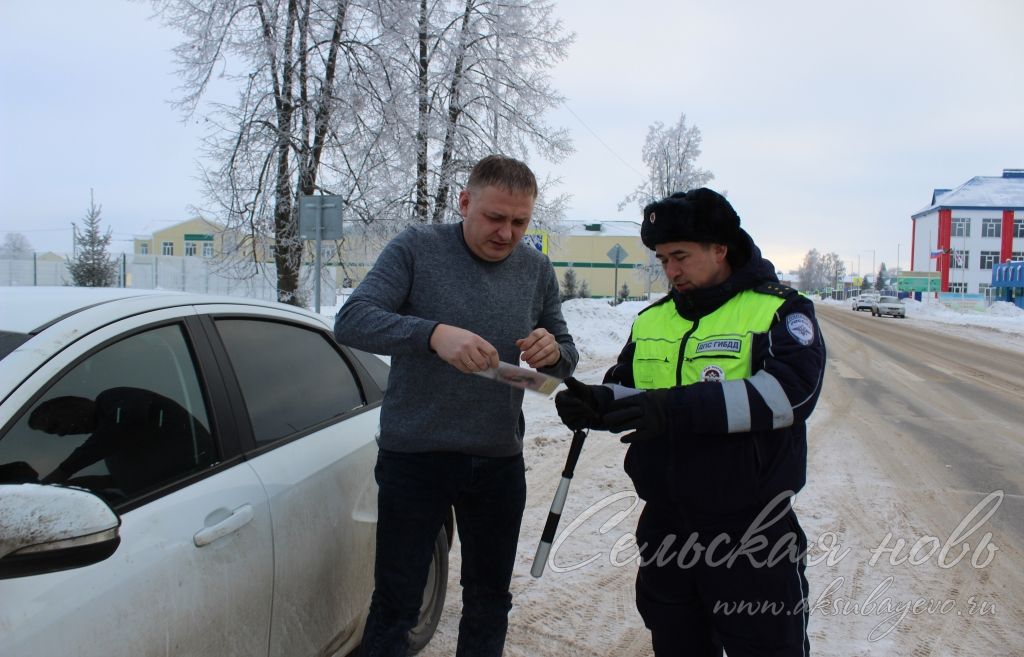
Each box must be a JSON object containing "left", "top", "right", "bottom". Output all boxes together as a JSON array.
[
  {"left": 0, "top": 287, "right": 448, "bottom": 657},
  {"left": 852, "top": 293, "right": 879, "bottom": 311},
  {"left": 871, "top": 295, "right": 906, "bottom": 318}
]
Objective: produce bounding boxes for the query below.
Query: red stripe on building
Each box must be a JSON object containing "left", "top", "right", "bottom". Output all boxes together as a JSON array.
[
  {"left": 911, "top": 217, "right": 917, "bottom": 270},
  {"left": 938, "top": 209, "right": 952, "bottom": 292},
  {"left": 1001, "top": 210, "right": 1015, "bottom": 262}
]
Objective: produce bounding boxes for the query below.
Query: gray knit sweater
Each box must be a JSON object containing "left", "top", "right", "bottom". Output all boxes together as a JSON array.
[{"left": 334, "top": 222, "right": 578, "bottom": 457}]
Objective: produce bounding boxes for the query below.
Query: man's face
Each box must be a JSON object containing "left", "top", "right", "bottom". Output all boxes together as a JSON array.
[
  {"left": 655, "top": 240, "right": 731, "bottom": 293},
  {"left": 459, "top": 184, "right": 535, "bottom": 262}
]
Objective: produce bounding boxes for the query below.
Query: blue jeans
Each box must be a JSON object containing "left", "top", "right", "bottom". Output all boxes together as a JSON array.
[{"left": 359, "top": 449, "right": 527, "bottom": 657}]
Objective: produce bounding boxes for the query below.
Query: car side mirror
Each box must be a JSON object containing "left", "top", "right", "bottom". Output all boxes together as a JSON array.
[{"left": 0, "top": 484, "right": 121, "bottom": 579}]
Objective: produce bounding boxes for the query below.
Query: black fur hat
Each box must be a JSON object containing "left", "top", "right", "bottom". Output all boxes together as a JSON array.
[{"left": 640, "top": 188, "right": 741, "bottom": 250}]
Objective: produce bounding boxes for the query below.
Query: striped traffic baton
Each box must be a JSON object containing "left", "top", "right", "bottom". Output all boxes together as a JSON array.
[{"left": 531, "top": 429, "right": 587, "bottom": 577}]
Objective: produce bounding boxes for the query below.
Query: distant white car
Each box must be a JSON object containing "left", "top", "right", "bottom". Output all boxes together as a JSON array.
[
  {"left": 0, "top": 287, "right": 448, "bottom": 657},
  {"left": 853, "top": 293, "right": 879, "bottom": 311},
  {"left": 871, "top": 295, "right": 906, "bottom": 318}
]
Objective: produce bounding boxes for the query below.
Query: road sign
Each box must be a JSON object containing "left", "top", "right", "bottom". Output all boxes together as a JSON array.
[
  {"left": 298, "top": 195, "right": 344, "bottom": 240},
  {"left": 298, "top": 195, "right": 344, "bottom": 313},
  {"left": 607, "top": 243, "right": 628, "bottom": 264}
]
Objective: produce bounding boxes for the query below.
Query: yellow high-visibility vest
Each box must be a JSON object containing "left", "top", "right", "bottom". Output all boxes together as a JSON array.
[{"left": 630, "top": 290, "right": 786, "bottom": 389}]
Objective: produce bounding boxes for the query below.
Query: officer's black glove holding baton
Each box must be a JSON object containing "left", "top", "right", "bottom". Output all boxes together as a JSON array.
[{"left": 554, "top": 378, "right": 671, "bottom": 443}]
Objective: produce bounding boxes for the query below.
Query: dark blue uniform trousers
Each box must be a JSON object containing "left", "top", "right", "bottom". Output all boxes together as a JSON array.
[{"left": 635, "top": 503, "right": 810, "bottom": 657}]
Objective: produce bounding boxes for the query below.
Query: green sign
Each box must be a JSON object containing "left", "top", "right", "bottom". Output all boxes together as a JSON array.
[
  {"left": 184, "top": 234, "right": 214, "bottom": 241},
  {"left": 896, "top": 271, "right": 940, "bottom": 292}
]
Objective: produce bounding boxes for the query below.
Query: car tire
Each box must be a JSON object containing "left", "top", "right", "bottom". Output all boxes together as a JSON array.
[{"left": 407, "top": 527, "right": 449, "bottom": 654}]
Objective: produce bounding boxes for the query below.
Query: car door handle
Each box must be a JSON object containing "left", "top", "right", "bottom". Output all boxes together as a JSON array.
[{"left": 193, "top": 504, "right": 255, "bottom": 547}]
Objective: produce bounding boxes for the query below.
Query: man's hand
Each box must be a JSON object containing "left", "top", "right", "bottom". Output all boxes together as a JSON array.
[
  {"left": 430, "top": 324, "right": 500, "bottom": 374},
  {"left": 517, "top": 328, "right": 560, "bottom": 369},
  {"left": 554, "top": 377, "right": 613, "bottom": 431},
  {"left": 602, "top": 389, "right": 670, "bottom": 443}
]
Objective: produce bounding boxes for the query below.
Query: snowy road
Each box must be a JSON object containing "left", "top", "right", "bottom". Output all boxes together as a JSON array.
[
  {"left": 804, "top": 305, "right": 1023, "bottom": 655},
  {"left": 415, "top": 300, "right": 1024, "bottom": 657}
]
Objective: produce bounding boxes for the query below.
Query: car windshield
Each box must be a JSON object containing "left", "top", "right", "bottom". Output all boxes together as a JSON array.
[
  {"left": 0, "top": 331, "right": 31, "bottom": 361},
  {"left": 880, "top": 296, "right": 899, "bottom": 303}
]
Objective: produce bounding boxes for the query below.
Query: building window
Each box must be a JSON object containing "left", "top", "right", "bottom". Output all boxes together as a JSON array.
[
  {"left": 981, "top": 218, "right": 1001, "bottom": 238},
  {"left": 979, "top": 283, "right": 992, "bottom": 299},
  {"left": 1013, "top": 251, "right": 1024, "bottom": 261},
  {"left": 950, "top": 249, "right": 968, "bottom": 269},
  {"left": 140, "top": 242, "right": 149, "bottom": 255},
  {"left": 161, "top": 241, "right": 174, "bottom": 256},
  {"left": 1014, "top": 218, "right": 1024, "bottom": 238},
  {"left": 979, "top": 251, "right": 1000, "bottom": 269},
  {"left": 952, "top": 217, "right": 970, "bottom": 237},
  {"left": 185, "top": 241, "right": 197, "bottom": 257},
  {"left": 203, "top": 243, "right": 214, "bottom": 258},
  {"left": 948, "top": 282, "right": 966, "bottom": 294}
]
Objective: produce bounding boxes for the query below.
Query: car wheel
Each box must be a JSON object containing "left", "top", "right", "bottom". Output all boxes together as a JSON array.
[{"left": 407, "top": 527, "right": 449, "bottom": 654}]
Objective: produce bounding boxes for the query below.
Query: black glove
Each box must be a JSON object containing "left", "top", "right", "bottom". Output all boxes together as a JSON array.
[
  {"left": 602, "top": 388, "right": 670, "bottom": 443},
  {"left": 554, "top": 377, "right": 613, "bottom": 431}
]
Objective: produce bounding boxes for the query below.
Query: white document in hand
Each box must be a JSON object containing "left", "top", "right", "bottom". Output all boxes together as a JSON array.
[{"left": 475, "top": 361, "right": 563, "bottom": 395}]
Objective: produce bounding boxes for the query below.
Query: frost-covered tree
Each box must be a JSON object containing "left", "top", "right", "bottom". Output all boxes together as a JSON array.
[
  {"left": 797, "top": 249, "right": 823, "bottom": 292},
  {"left": 617, "top": 282, "right": 630, "bottom": 304},
  {"left": 0, "top": 232, "right": 32, "bottom": 258},
  {"left": 797, "top": 249, "right": 844, "bottom": 293},
  {"left": 67, "top": 192, "right": 118, "bottom": 287},
  {"left": 821, "top": 252, "right": 845, "bottom": 293},
  {"left": 620, "top": 112, "right": 714, "bottom": 211},
  {"left": 149, "top": 0, "right": 573, "bottom": 303}
]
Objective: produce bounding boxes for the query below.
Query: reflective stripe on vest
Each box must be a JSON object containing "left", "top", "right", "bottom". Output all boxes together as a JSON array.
[{"left": 630, "top": 290, "right": 786, "bottom": 390}]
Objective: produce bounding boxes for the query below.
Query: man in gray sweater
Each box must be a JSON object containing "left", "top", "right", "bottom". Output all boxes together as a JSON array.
[{"left": 335, "top": 154, "right": 578, "bottom": 657}]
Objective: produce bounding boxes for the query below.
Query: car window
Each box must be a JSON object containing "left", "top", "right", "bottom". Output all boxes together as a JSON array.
[
  {"left": 348, "top": 348, "right": 390, "bottom": 395},
  {"left": 214, "top": 319, "right": 364, "bottom": 445},
  {"left": 880, "top": 296, "right": 899, "bottom": 303},
  {"left": 0, "top": 324, "right": 217, "bottom": 507}
]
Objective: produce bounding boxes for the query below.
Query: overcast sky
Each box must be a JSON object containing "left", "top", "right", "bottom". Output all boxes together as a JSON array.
[{"left": 2, "top": 0, "right": 1023, "bottom": 274}]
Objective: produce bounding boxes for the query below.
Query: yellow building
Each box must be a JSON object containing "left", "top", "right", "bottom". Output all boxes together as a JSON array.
[
  {"left": 134, "top": 217, "right": 361, "bottom": 268},
  {"left": 134, "top": 218, "right": 224, "bottom": 259},
  {"left": 544, "top": 221, "right": 667, "bottom": 299}
]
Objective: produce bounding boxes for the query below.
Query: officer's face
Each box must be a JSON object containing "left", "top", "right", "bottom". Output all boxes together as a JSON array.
[
  {"left": 655, "top": 241, "right": 732, "bottom": 292},
  {"left": 459, "top": 184, "right": 535, "bottom": 262}
]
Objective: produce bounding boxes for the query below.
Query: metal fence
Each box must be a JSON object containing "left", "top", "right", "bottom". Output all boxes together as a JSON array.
[{"left": 1, "top": 254, "right": 339, "bottom": 307}]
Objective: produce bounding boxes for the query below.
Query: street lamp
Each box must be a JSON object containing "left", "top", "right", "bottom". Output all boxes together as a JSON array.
[{"left": 896, "top": 243, "right": 900, "bottom": 295}]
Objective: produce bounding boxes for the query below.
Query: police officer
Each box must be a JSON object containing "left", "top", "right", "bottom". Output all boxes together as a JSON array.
[{"left": 555, "top": 188, "right": 826, "bottom": 657}]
